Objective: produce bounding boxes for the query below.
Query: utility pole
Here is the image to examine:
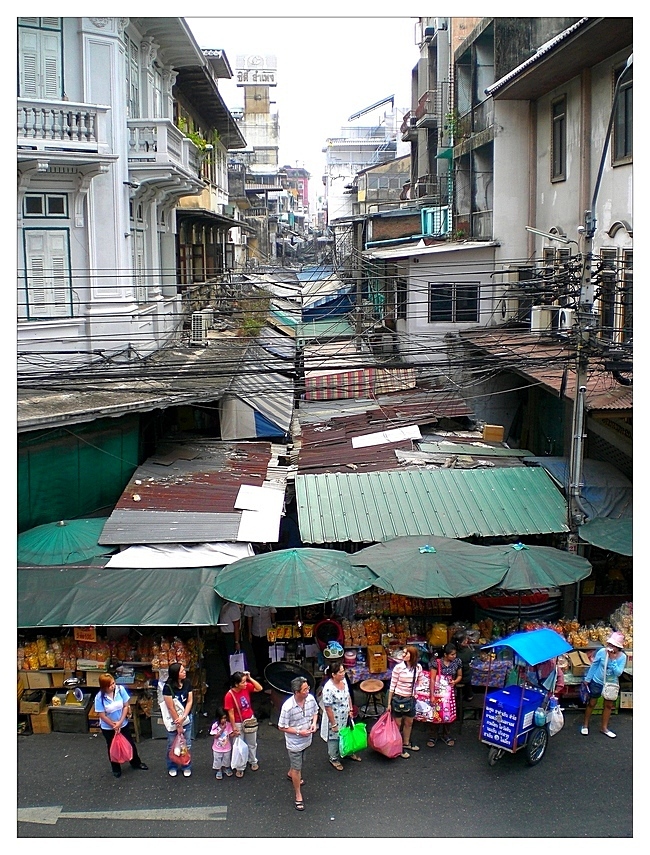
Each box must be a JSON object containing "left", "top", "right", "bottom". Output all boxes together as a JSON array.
[{"left": 567, "top": 54, "right": 632, "bottom": 539}]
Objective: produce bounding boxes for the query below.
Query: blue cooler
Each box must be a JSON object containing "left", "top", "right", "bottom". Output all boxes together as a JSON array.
[{"left": 481, "top": 685, "right": 546, "bottom": 750}]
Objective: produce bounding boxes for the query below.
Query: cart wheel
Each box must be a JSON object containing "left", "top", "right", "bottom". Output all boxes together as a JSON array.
[
  {"left": 525, "top": 726, "right": 548, "bottom": 766},
  {"left": 487, "top": 747, "right": 504, "bottom": 766}
]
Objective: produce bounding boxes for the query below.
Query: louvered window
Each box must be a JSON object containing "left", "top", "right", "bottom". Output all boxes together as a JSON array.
[
  {"left": 18, "top": 18, "right": 62, "bottom": 99},
  {"left": 23, "top": 229, "right": 72, "bottom": 319}
]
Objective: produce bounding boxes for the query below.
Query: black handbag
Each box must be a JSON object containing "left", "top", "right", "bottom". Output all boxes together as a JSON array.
[
  {"left": 391, "top": 665, "right": 418, "bottom": 716},
  {"left": 391, "top": 695, "right": 415, "bottom": 716}
]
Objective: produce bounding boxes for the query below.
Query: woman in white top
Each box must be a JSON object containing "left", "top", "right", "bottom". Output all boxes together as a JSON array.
[{"left": 386, "top": 645, "right": 423, "bottom": 758}]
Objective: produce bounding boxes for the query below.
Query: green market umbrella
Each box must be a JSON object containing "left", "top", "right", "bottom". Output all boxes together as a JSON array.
[
  {"left": 495, "top": 542, "right": 593, "bottom": 591},
  {"left": 17, "top": 518, "right": 114, "bottom": 566},
  {"left": 350, "top": 535, "right": 508, "bottom": 598},
  {"left": 213, "top": 547, "right": 378, "bottom": 607}
]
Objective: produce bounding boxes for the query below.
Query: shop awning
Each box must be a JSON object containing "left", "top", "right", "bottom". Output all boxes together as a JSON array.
[
  {"left": 18, "top": 567, "right": 224, "bottom": 628},
  {"left": 296, "top": 466, "right": 570, "bottom": 544},
  {"left": 578, "top": 518, "right": 633, "bottom": 556}
]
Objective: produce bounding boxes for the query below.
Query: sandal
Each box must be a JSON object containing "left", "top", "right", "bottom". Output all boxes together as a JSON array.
[
  {"left": 442, "top": 736, "right": 455, "bottom": 746},
  {"left": 400, "top": 751, "right": 410, "bottom": 759},
  {"left": 349, "top": 754, "right": 362, "bottom": 762},
  {"left": 235, "top": 770, "right": 244, "bottom": 778},
  {"left": 250, "top": 763, "right": 259, "bottom": 771},
  {"left": 403, "top": 743, "right": 419, "bottom": 751},
  {"left": 329, "top": 759, "right": 344, "bottom": 771},
  {"left": 426, "top": 739, "right": 437, "bottom": 748},
  {"left": 295, "top": 800, "right": 305, "bottom": 811}
]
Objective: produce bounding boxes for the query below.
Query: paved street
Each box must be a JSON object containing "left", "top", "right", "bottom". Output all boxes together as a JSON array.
[{"left": 17, "top": 708, "right": 633, "bottom": 838}]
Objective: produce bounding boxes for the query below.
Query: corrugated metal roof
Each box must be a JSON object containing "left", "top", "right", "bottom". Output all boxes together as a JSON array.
[
  {"left": 226, "top": 339, "right": 295, "bottom": 433},
  {"left": 99, "top": 439, "right": 288, "bottom": 545},
  {"left": 295, "top": 467, "right": 569, "bottom": 545},
  {"left": 460, "top": 329, "right": 632, "bottom": 413},
  {"left": 295, "top": 388, "right": 476, "bottom": 475}
]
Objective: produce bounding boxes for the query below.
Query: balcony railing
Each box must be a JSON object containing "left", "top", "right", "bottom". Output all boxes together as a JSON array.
[
  {"left": 17, "top": 98, "right": 110, "bottom": 153},
  {"left": 413, "top": 173, "right": 450, "bottom": 205},
  {"left": 414, "top": 83, "right": 449, "bottom": 128},
  {"left": 457, "top": 101, "right": 495, "bottom": 140},
  {"left": 127, "top": 119, "right": 200, "bottom": 175}
]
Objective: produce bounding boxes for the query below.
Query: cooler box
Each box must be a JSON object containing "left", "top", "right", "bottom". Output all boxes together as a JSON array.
[{"left": 481, "top": 685, "right": 546, "bottom": 750}]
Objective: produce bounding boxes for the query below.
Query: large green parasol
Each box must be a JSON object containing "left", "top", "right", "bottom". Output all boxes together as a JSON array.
[
  {"left": 350, "top": 535, "right": 508, "bottom": 598},
  {"left": 213, "top": 547, "right": 378, "bottom": 607},
  {"left": 17, "top": 518, "right": 114, "bottom": 566}
]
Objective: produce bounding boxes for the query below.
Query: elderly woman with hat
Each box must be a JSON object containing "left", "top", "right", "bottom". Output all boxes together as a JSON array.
[{"left": 581, "top": 631, "right": 627, "bottom": 738}]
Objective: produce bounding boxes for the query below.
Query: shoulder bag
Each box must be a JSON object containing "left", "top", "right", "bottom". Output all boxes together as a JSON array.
[
  {"left": 601, "top": 653, "right": 620, "bottom": 701},
  {"left": 229, "top": 689, "right": 258, "bottom": 733}
]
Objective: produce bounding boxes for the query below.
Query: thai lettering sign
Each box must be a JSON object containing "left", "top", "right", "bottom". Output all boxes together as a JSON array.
[{"left": 235, "top": 54, "right": 278, "bottom": 86}]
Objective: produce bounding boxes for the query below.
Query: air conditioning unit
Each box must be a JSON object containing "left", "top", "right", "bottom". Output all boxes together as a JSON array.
[
  {"left": 499, "top": 297, "right": 519, "bottom": 321},
  {"left": 558, "top": 308, "right": 576, "bottom": 331},
  {"left": 190, "top": 311, "right": 209, "bottom": 346},
  {"left": 201, "top": 307, "right": 214, "bottom": 329},
  {"left": 530, "top": 306, "right": 554, "bottom": 333}
]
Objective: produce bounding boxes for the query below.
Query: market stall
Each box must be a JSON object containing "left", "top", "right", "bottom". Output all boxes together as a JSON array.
[{"left": 17, "top": 566, "right": 225, "bottom": 738}]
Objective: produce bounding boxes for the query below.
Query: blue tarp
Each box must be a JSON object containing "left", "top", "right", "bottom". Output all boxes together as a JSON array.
[{"left": 481, "top": 627, "right": 573, "bottom": 665}]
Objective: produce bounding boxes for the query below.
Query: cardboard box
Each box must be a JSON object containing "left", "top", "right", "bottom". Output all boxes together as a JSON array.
[
  {"left": 17, "top": 672, "right": 29, "bottom": 690},
  {"left": 30, "top": 710, "right": 52, "bottom": 733},
  {"left": 84, "top": 671, "right": 102, "bottom": 687},
  {"left": 20, "top": 690, "right": 47, "bottom": 715},
  {"left": 619, "top": 691, "right": 633, "bottom": 709},
  {"left": 367, "top": 645, "right": 388, "bottom": 674},
  {"left": 51, "top": 671, "right": 70, "bottom": 688},
  {"left": 26, "top": 671, "right": 52, "bottom": 689},
  {"left": 568, "top": 650, "right": 591, "bottom": 678},
  {"left": 483, "top": 424, "right": 504, "bottom": 442}
]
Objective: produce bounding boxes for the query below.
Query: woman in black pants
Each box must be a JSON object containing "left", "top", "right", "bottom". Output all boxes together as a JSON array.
[{"left": 94, "top": 672, "right": 148, "bottom": 778}]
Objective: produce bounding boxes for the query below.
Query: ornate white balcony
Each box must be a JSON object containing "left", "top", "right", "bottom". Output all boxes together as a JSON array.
[
  {"left": 17, "top": 98, "right": 111, "bottom": 154},
  {"left": 127, "top": 118, "right": 204, "bottom": 201}
]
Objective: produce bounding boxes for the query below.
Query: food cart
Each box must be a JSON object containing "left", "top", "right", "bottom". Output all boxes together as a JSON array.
[{"left": 479, "top": 627, "right": 572, "bottom": 767}]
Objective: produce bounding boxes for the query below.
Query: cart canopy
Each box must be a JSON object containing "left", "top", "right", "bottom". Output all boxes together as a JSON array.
[{"left": 481, "top": 627, "right": 572, "bottom": 666}]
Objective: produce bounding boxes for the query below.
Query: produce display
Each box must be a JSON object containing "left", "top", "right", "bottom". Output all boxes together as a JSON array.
[
  {"left": 17, "top": 633, "right": 203, "bottom": 672},
  {"left": 354, "top": 590, "right": 452, "bottom": 617}
]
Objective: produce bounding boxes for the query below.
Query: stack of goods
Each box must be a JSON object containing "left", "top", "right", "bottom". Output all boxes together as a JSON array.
[
  {"left": 610, "top": 602, "right": 633, "bottom": 649},
  {"left": 149, "top": 636, "right": 201, "bottom": 671},
  {"left": 341, "top": 616, "right": 418, "bottom": 648},
  {"left": 354, "top": 590, "right": 452, "bottom": 617},
  {"left": 18, "top": 635, "right": 109, "bottom": 672}
]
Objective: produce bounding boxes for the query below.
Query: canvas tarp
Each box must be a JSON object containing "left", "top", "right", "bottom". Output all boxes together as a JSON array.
[{"left": 18, "top": 567, "right": 224, "bottom": 627}]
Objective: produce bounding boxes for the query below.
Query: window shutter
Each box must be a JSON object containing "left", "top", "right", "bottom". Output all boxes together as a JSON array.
[
  {"left": 25, "top": 230, "right": 70, "bottom": 319},
  {"left": 19, "top": 29, "right": 39, "bottom": 98},
  {"left": 41, "top": 31, "right": 62, "bottom": 99}
]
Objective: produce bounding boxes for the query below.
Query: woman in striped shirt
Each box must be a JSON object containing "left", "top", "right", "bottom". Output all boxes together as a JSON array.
[{"left": 386, "top": 645, "right": 423, "bottom": 758}]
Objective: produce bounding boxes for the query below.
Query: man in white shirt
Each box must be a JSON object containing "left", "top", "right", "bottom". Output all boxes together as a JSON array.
[
  {"left": 244, "top": 605, "right": 276, "bottom": 679},
  {"left": 278, "top": 677, "right": 319, "bottom": 811}
]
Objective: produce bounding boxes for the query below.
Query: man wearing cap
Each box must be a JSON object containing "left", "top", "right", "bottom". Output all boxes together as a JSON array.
[
  {"left": 581, "top": 631, "right": 627, "bottom": 738},
  {"left": 278, "top": 676, "right": 319, "bottom": 811}
]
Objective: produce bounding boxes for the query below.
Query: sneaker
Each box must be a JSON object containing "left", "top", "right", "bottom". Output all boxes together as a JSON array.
[
  {"left": 601, "top": 729, "right": 616, "bottom": 738},
  {"left": 580, "top": 726, "right": 589, "bottom": 735},
  {"left": 215, "top": 771, "right": 223, "bottom": 780},
  {"left": 168, "top": 769, "right": 177, "bottom": 777},
  {"left": 183, "top": 769, "right": 192, "bottom": 777}
]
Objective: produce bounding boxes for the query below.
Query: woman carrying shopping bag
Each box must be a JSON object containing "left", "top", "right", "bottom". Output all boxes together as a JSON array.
[
  {"left": 320, "top": 661, "right": 362, "bottom": 770},
  {"left": 224, "top": 670, "right": 263, "bottom": 776},
  {"left": 386, "top": 645, "right": 423, "bottom": 757}
]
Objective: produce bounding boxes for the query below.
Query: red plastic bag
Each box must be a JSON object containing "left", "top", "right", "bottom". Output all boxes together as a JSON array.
[
  {"left": 368, "top": 710, "right": 403, "bottom": 758},
  {"left": 109, "top": 730, "right": 133, "bottom": 764},
  {"left": 168, "top": 731, "right": 191, "bottom": 766}
]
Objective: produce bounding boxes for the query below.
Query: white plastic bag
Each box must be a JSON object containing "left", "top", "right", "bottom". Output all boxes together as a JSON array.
[
  {"left": 229, "top": 652, "right": 246, "bottom": 675},
  {"left": 549, "top": 705, "right": 564, "bottom": 737},
  {"left": 231, "top": 734, "right": 249, "bottom": 769}
]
